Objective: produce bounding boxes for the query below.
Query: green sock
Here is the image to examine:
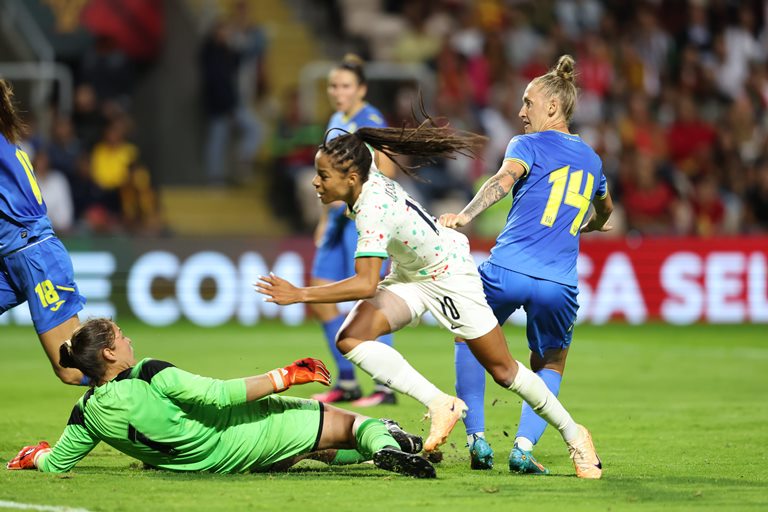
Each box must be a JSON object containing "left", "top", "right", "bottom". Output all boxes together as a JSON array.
[
  {"left": 355, "top": 418, "right": 398, "bottom": 459},
  {"left": 330, "top": 449, "right": 368, "bottom": 465}
]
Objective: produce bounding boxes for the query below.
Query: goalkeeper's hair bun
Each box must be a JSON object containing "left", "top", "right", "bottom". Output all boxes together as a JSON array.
[{"left": 59, "top": 318, "right": 119, "bottom": 384}]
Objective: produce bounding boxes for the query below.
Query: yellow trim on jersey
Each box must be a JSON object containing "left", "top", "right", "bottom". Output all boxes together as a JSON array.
[
  {"left": 56, "top": 285, "right": 75, "bottom": 292},
  {"left": 503, "top": 157, "right": 530, "bottom": 177}
]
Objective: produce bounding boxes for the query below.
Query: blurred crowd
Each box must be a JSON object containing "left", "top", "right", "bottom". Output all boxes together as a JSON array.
[
  {"left": 280, "top": 0, "right": 768, "bottom": 238},
  {"left": 20, "top": 35, "right": 164, "bottom": 236}
]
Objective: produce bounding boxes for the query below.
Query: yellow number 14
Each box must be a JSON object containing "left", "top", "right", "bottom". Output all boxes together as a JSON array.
[{"left": 539, "top": 165, "right": 594, "bottom": 236}]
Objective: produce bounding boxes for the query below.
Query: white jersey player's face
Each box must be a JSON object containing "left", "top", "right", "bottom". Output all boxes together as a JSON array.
[{"left": 312, "top": 150, "right": 363, "bottom": 207}]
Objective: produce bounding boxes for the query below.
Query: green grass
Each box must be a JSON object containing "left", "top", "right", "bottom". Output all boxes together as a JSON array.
[{"left": 1, "top": 322, "right": 766, "bottom": 511}]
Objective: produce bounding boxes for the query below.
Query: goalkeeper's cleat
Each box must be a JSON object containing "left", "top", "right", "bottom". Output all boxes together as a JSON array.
[
  {"left": 508, "top": 443, "right": 549, "bottom": 475},
  {"left": 567, "top": 424, "right": 602, "bottom": 479},
  {"left": 381, "top": 418, "right": 423, "bottom": 454},
  {"left": 351, "top": 390, "right": 397, "bottom": 407},
  {"left": 373, "top": 447, "right": 436, "bottom": 479},
  {"left": 311, "top": 385, "right": 362, "bottom": 403},
  {"left": 468, "top": 434, "right": 494, "bottom": 470},
  {"left": 424, "top": 395, "right": 467, "bottom": 452}
]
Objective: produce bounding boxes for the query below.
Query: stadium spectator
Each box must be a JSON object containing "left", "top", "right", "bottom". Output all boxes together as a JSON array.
[
  {"left": 7, "top": 318, "right": 435, "bottom": 478},
  {"left": 33, "top": 148, "right": 75, "bottom": 234}
]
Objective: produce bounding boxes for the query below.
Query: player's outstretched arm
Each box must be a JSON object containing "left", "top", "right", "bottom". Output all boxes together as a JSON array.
[
  {"left": 263, "top": 358, "right": 332, "bottom": 395},
  {"left": 254, "top": 257, "right": 383, "bottom": 305},
  {"left": 439, "top": 160, "right": 525, "bottom": 228},
  {"left": 581, "top": 190, "right": 614, "bottom": 234}
]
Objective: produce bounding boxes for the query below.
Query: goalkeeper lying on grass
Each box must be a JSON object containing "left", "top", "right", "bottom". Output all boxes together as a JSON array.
[{"left": 6, "top": 318, "right": 433, "bottom": 478}]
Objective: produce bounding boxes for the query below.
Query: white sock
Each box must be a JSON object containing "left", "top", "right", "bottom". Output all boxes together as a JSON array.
[
  {"left": 507, "top": 362, "right": 579, "bottom": 444},
  {"left": 515, "top": 437, "right": 534, "bottom": 452},
  {"left": 345, "top": 341, "right": 442, "bottom": 406},
  {"left": 467, "top": 432, "right": 485, "bottom": 445}
]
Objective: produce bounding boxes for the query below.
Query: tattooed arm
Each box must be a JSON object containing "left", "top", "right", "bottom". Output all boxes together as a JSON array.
[{"left": 439, "top": 160, "right": 526, "bottom": 228}]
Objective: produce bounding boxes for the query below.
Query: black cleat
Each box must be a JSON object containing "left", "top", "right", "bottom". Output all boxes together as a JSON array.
[
  {"left": 381, "top": 418, "right": 423, "bottom": 454},
  {"left": 373, "top": 447, "right": 436, "bottom": 479}
]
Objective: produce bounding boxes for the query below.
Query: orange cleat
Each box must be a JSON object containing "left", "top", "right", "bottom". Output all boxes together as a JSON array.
[
  {"left": 424, "top": 395, "right": 467, "bottom": 452},
  {"left": 567, "top": 424, "right": 603, "bottom": 479}
]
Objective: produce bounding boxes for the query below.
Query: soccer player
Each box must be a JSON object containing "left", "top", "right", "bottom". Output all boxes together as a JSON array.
[
  {"left": 256, "top": 120, "right": 603, "bottom": 478},
  {"left": 310, "top": 54, "right": 396, "bottom": 406},
  {"left": 440, "top": 55, "right": 614, "bottom": 473},
  {"left": 0, "top": 78, "right": 87, "bottom": 385},
  {"left": 7, "top": 318, "right": 434, "bottom": 478}
]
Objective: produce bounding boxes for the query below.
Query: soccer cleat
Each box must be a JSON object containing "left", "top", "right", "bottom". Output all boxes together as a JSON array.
[
  {"left": 311, "top": 385, "right": 362, "bottom": 403},
  {"left": 468, "top": 434, "right": 494, "bottom": 470},
  {"left": 424, "top": 395, "right": 468, "bottom": 452},
  {"left": 567, "top": 424, "right": 602, "bottom": 479},
  {"left": 508, "top": 443, "right": 549, "bottom": 475},
  {"left": 381, "top": 418, "right": 423, "bottom": 454},
  {"left": 373, "top": 447, "right": 436, "bottom": 479},
  {"left": 352, "top": 390, "right": 397, "bottom": 407}
]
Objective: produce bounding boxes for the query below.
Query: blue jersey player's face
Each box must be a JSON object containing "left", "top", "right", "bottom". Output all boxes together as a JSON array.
[
  {"left": 519, "top": 82, "right": 554, "bottom": 134},
  {"left": 312, "top": 150, "right": 361, "bottom": 206},
  {"left": 327, "top": 69, "right": 366, "bottom": 116}
]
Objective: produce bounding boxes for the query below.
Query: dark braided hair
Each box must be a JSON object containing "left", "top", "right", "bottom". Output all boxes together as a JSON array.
[
  {"left": 0, "top": 79, "right": 26, "bottom": 145},
  {"left": 319, "top": 109, "right": 486, "bottom": 182},
  {"left": 59, "top": 318, "right": 117, "bottom": 384}
]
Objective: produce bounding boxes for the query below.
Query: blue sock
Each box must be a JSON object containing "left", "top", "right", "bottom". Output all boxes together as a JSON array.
[
  {"left": 322, "top": 315, "right": 356, "bottom": 382},
  {"left": 454, "top": 341, "right": 486, "bottom": 435},
  {"left": 376, "top": 333, "right": 394, "bottom": 347},
  {"left": 516, "top": 368, "right": 562, "bottom": 446}
]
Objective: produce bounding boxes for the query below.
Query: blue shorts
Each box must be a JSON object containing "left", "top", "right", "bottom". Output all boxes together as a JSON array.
[
  {"left": 0, "top": 236, "right": 86, "bottom": 334},
  {"left": 479, "top": 261, "right": 578, "bottom": 357},
  {"left": 312, "top": 206, "right": 389, "bottom": 281}
]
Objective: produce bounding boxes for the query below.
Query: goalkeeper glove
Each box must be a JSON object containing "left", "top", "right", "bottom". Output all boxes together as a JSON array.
[
  {"left": 7, "top": 441, "right": 51, "bottom": 470},
  {"left": 267, "top": 358, "right": 331, "bottom": 392}
]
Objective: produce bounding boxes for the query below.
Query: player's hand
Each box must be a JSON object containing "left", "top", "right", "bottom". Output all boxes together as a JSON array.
[
  {"left": 438, "top": 212, "right": 470, "bottom": 229},
  {"left": 580, "top": 213, "right": 613, "bottom": 234},
  {"left": 7, "top": 441, "right": 51, "bottom": 470},
  {"left": 254, "top": 273, "right": 304, "bottom": 305},
  {"left": 267, "top": 358, "right": 332, "bottom": 392}
]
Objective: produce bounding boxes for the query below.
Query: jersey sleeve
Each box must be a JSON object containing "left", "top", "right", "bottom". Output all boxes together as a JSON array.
[
  {"left": 353, "top": 206, "right": 390, "bottom": 259},
  {"left": 595, "top": 172, "right": 608, "bottom": 199},
  {"left": 36, "top": 404, "right": 100, "bottom": 473},
  {"left": 149, "top": 365, "right": 248, "bottom": 409},
  {"left": 503, "top": 136, "right": 535, "bottom": 177}
]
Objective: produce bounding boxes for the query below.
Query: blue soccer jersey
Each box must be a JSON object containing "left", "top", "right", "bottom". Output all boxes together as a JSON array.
[
  {"left": 489, "top": 131, "right": 607, "bottom": 286},
  {"left": 0, "top": 135, "right": 54, "bottom": 256},
  {"left": 326, "top": 103, "right": 386, "bottom": 140}
]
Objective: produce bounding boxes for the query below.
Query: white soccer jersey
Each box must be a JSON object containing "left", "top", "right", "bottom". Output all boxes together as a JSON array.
[{"left": 348, "top": 171, "right": 476, "bottom": 282}]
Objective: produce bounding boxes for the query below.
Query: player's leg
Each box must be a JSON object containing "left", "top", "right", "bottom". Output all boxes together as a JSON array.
[
  {"left": 5, "top": 239, "right": 87, "bottom": 385},
  {"left": 512, "top": 278, "right": 578, "bottom": 473},
  {"left": 338, "top": 287, "right": 466, "bottom": 452},
  {"left": 317, "top": 406, "right": 435, "bottom": 478},
  {"left": 309, "top": 214, "right": 362, "bottom": 402},
  {"left": 464, "top": 324, "right": 601, "bottom": 478}
]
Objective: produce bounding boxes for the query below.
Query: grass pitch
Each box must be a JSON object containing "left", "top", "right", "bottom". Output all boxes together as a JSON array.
[{"left": 1, "top": 321, "right": 766, "bottom": 511}]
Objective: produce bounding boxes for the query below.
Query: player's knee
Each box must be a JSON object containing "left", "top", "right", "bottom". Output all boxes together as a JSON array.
[
  {"left": 55, "top": 367, "right": 83, "bottom": 386},
  {"left": 488, "top": 366, "right": 515, "bottom": 388}
]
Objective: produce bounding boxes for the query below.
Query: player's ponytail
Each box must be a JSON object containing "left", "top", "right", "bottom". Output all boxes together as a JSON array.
[
  {"left": 532, "top": 54, "right": 578, "bottom": 123},
  {"left": 59, "top": 318, "right": 117, "bottom": 384},
  {"left": 320, "top": 106, "right": 486, "bottom": 181},
  {"left": 0, "top": 79, "right": 26, "bottom": 145}
]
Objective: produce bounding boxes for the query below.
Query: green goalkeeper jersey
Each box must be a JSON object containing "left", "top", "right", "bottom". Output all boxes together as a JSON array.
[{"left": 37, "top": 359, "right": 321, "bottom": 474}]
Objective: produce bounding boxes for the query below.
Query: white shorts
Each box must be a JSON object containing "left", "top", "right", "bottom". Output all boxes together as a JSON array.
[{"left": 369, "top": 271, "right": 499, "bottom": 340}]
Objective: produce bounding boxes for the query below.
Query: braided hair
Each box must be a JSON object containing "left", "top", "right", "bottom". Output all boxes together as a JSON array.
[{"left": 319, "top": 108, "right": 486, "bottom": 182}]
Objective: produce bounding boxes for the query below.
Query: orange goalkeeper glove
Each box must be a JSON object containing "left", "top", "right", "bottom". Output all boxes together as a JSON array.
[
  {"left": 7, "top": 441, "right": 51, "bottom": 470},
  {"left": 267, "top": 358, "right": 331, "bottom": 392}
]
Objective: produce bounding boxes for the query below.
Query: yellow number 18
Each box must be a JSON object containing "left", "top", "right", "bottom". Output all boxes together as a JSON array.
[{"left": 539, "top": 165, "right": 594, "bottom": 236}]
